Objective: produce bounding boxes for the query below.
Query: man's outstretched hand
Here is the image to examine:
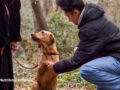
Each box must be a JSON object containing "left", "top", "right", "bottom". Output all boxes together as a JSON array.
[{"left": 47, "top": 62, "right": 57, "bottom": 74}]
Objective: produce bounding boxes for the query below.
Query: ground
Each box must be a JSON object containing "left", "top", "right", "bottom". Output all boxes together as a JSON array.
[{"left": 15, "top": 87, "right": 96, "bottom": 90}]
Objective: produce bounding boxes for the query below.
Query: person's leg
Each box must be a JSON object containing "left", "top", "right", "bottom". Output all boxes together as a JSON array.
[
  {"left": 6, "top": 44, "right": 14, "bottom": 90},
  {"left": 79, "top": 56, "right": 120, "bottom": 90},
  {"left": 0, "top": 44, "right": 14, "bottom": 90},
  {"left": 0, "top": 48, "right": 9, "bottom": 90}
]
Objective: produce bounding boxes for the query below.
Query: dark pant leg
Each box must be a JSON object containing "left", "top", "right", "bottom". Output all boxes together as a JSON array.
[
  {"left": 0, "top": 49, "right": 9, "bottom": 90},
  {"left": 8, "top": 61, "right": 14, "bottom": 90},
  {"left": 7, "top": 45, "right": 14, "bottom": 90},
  {"left": 0, "top": 45, "right": 14, "bottom": 90}
]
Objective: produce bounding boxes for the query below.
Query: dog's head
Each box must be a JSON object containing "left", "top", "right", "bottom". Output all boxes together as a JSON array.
[{"left": 31, "top": 30, "right": 55, "bottom": 48}]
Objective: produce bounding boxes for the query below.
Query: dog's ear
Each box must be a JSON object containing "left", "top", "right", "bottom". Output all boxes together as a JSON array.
[{"left": 48, "top": 34, "right": 55, "bottom": 46}]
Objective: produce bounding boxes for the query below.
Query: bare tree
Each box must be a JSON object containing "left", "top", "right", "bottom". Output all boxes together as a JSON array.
[
  {"left": 43, "top": 0, "right": 52, "bottom": 16},
  {"left": 98, "top": 0, "right": 109, "bottom": 12},
  {"left": 114, "top": 0, "right": 120, "bottom": 25},
  {"left": 30, "top": 0, "right": 47, "bottom": 31},
  {"left": 43, "top": 0, "right": 61, "bottom": 16},
  {"left": 98, "top": 0, "right": 120, "bottom": 25}
]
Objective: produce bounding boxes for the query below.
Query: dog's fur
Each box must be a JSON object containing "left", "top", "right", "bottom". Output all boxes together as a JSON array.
[{"left": 31, "top": 30, "right": 59, "bottom": 90}]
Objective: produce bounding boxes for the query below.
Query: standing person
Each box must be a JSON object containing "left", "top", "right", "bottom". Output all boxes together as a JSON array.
[
  {"left": 48, "top": 0, "right": 120, "bottom": 89},
  {"left": 0, "top": 0, "right": 21, "bottom": 90}
]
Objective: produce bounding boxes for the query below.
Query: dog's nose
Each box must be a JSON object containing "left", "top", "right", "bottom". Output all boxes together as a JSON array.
[{"left": 31, "top": 34, "right": 34, "bottom": 37}]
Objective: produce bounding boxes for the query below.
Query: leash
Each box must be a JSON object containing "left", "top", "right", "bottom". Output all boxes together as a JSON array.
[
  {"left": 11, "top": 43, "right": 58, "bottom": 70},
  {"left": 12, "top": 53, "right": 38, "bottom": 69},
  {"left": 12, "top": 52, "right": 58, "bottom": 70}
]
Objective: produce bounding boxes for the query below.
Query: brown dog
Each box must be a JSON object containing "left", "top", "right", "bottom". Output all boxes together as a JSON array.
[{"left": 31, "top": 30, "right": 59, "bottom": 90}]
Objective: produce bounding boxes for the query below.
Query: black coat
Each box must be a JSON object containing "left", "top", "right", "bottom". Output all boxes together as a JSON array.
[
  {"left": 0, "top": 0, "right": 21, "bottom": 49},
  {"left": 53, "top": 3, "right": 120, "bottom": 74},
  {"left": 0, "top": 0, "right": 21, "bottom": 90}
]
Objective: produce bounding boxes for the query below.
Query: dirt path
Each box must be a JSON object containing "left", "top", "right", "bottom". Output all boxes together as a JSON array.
[{"left": 15, "top": 87, "right": 95, "bottom": 90}]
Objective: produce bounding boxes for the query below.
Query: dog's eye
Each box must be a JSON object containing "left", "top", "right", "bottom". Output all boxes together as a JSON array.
[{"left": 41, "top": 31, "right": 45, "bottom": 35}]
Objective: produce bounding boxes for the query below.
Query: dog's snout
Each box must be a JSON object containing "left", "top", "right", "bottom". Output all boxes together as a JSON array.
[
  {"left": 31, "top": 34, "right": 39, "bottom": 41},
  {"left": 31, "top": 34, "right": 35, "bottom": 39},
  {"left": 31, "top": 34, "right": 34, "bottom": 37}
]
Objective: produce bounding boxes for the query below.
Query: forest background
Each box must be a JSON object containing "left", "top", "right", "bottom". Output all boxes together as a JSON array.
[{"left": 14, "top": 0, "right": 120, "bottom": 89}]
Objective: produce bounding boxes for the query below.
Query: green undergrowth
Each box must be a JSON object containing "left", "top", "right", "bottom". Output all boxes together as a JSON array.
[{"left": 13, "top": 11, "right": 95, "bottom": 89}]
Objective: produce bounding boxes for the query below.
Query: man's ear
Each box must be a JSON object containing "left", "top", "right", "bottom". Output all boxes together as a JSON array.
[
  {"left": 73, "top": 9, "right": 80, "bottom": 16},
  {"left": 48, "top": 34, "right": 55, "bottom": 46}
]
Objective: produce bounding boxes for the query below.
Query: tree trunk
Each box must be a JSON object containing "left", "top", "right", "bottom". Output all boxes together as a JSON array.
[
  {"left": 98, "top": 0, "right": 109, "bottom": 12},
  {"left": 30, "top": 0, "right": 47, "bottom": 31},
  {"left": 33, "top": 15, "right": 40, "bottom": 32},
  {"left": 43, "top": 0, "right": 52, "bottom": 16}
]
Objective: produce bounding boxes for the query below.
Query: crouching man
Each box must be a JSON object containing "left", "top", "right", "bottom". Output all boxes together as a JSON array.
[{"left": 48, "top": 0, "right": 120, "bottom": 90}]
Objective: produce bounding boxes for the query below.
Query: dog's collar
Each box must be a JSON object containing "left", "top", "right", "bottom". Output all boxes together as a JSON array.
[{"left": 43, "top": 52, "right": 58, "bottom": 55}]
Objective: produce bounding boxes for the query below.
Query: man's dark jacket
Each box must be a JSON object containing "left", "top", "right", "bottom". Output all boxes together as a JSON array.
[{"left": 53, "top": 3, "right": 120, "bottom": 74}]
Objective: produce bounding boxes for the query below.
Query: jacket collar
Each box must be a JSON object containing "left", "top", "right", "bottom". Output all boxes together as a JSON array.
[
  {"left": 77, "top": 6, "right": 86, "bottom": 27},
  {"left": 77, "top": 3, "right": 104, "bottom": 29}
]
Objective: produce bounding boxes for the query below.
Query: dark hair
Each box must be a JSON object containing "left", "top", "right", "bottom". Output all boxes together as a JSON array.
[{"left": 56, "top": 0, "right": 85, "bottom": 12}]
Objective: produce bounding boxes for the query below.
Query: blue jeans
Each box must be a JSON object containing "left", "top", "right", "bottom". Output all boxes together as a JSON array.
[{"left": 79, "top": 56, "right": 120, "bottom": 90}]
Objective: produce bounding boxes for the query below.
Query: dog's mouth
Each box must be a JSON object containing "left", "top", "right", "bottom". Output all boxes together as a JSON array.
[
  {"left": 38, "top": 44, "right": 41, "bottom": 48},
  {"left": 31, "top": 34, "right": 41, "bottom": 48},
  {"left": 31, "top": 34, "right": 39, "bottom": 41}
]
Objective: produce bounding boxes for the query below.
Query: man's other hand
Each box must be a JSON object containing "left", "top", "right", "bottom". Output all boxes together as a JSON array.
[
  {"left": 10, "top": 42, "right": 18, "bottom": 52},
  {"left": 73, "top": 47, "right": 78, "bottom": 54}
]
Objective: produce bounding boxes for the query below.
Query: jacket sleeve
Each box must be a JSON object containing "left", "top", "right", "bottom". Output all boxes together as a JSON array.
[
  {"left": 9, "top": 0, "right": 21, "bottom": 42},
  {"left": 53, "top": 28, "right": 105, "bottom": 74},
  {"left": 0, "top": 4, "right": 9, "bottom": 49}
]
